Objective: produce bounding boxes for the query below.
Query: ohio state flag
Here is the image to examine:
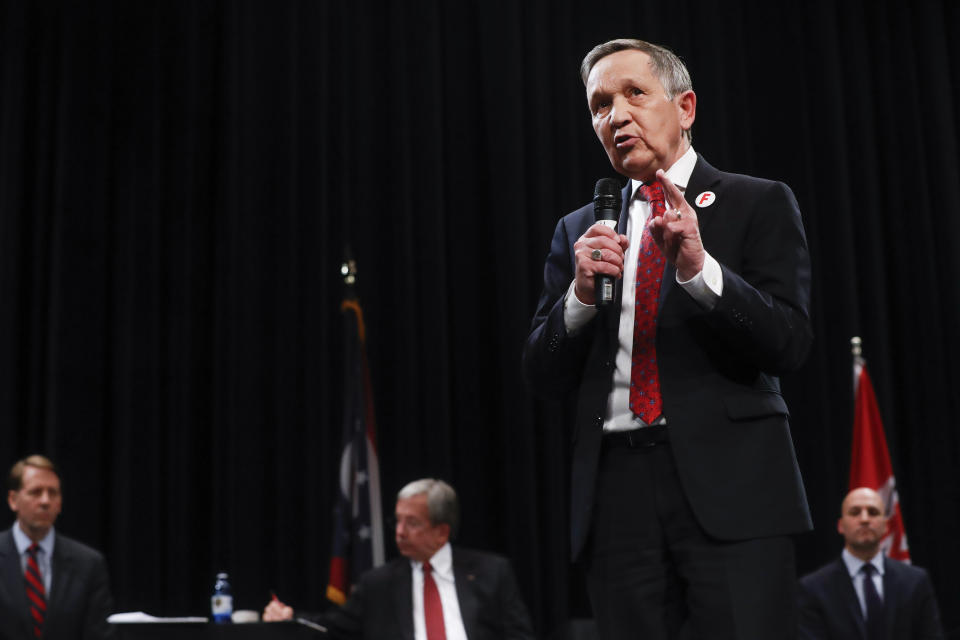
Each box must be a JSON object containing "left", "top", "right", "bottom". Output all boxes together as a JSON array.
[
  {"left": 850, "top": 343, "right": 911, "bottom": 562},
  {"left": 326, "top": 287, "right": 386, "bottom": 605}
]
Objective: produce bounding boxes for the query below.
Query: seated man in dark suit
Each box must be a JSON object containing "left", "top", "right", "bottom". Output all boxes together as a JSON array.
[
  {"left": 798, "top": 487, "right": 943, "bottom": 639},
  {"left": 264, "top": 478, "right": 535, "bottom": 639},
  {"left": 1, "top": 454, "right": 115, "bottom": 640}
]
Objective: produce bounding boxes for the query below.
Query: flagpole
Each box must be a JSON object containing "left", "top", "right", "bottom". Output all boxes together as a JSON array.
[
  {"left": 326, "top": 251, "right": 386, "bottom": 605},
  {"left": 341, "top": 247, "right": 358, "bottom": 293},
  {"left": 848, "top": 335, "right": 911, "bottom": 562},
  {"left": 338, "top": 250, "right": 385, "bottom": 565},
  {"left": 851, "top": 336, "right": 863, "bottom": 393}
]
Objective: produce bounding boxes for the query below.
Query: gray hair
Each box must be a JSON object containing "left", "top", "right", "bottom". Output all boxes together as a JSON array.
[
  {"left": 397, "top": 478, "right": 460, "bottom": 539},
  {"left": 580, "top": 39, "right": 694, "bottom": 142}
]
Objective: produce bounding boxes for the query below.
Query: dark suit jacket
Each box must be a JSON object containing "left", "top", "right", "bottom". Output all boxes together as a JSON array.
[
  {"left": 523, "top": 155, "right": 813, "bottom": 559},
  {"left": 0, "top": 527, "right": 115, "bottom": 640},
  {"left": 312, "top": 547, "right": 534, "bottom": 640},
  {"left": 799, "top": 556, "right": 944, "bottom": 639}
]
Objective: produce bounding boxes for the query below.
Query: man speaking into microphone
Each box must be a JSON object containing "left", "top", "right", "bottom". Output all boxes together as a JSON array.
[{"left": 523, "top": 39, "right": 812, "bottom": 639}]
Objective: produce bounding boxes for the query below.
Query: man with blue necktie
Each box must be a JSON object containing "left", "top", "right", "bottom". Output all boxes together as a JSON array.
[{"left": 799, "top": 487, "right": 944, "bottom": 639}]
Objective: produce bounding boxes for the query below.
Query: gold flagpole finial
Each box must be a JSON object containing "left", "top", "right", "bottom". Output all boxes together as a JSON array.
[
  {"left": 341, "top": 258, "right": 358, "bottom": 287},
  {"left": 851, "top": 336, "right": 862, "bottom": 358}
]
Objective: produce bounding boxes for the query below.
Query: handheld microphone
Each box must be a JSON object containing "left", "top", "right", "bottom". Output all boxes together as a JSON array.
[{"left": 593, "top": 178, "right": 622, "bottom": 307}]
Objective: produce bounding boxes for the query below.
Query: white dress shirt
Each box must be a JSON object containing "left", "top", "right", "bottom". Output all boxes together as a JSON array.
[
  {"left": 411, "top": 542, "right": 468, "bottom": 640},
  {"left": 12, "top": 523, "right": 55, "bottom": 594},
  {"left": 563, "top": 146, "right": 723, "bottom": 431},
  {"left": 842, "top": 547, "right": 885, "bottom": 617}
]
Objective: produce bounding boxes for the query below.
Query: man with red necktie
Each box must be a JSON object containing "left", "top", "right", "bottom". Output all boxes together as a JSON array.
[
  {"left": 264, "top": 479, "right": 534, "bottom": 640},
  {"left": 1, "top": 455, "right": 115, "bottom": 639},
  {"left": 524, "top": 38, "right": 813, "bottom": 639}
]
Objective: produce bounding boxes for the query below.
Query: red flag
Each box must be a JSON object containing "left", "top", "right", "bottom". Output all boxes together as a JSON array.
[{"left": 850, "top": 354, "right": 910, "bottom": 562}]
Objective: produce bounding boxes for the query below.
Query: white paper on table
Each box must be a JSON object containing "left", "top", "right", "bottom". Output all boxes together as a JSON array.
[{"left": 108, "top": 611, "right": 209, "bottom": 624}]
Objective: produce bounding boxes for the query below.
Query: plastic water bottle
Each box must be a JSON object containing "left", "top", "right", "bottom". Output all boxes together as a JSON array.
[{"left": 211, "top": 572, "right": 233, "bottom": 623}]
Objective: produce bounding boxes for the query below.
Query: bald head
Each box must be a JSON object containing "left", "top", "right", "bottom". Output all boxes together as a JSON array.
[
  {"left": 840, "top": 487, "right": 883, "bottom": 514},
  {"left": 837, "top": 487, "right": 888, "bottom": 561}
]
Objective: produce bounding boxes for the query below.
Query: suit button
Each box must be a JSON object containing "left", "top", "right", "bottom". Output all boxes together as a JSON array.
[
  {"left": 595, "top": 415, "right": 603, "bottom": 426},
  {"left": 548, "top": 333, "right": 560, "bottom": 352}
]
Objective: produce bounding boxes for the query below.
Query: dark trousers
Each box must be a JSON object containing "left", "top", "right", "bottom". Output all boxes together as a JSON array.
[{"left": 585, "top": 438, "right": 797, "bottom": 640}]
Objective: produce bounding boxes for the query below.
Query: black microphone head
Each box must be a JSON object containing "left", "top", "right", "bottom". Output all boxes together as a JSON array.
[
  {"left": 594, "top": 178, "right": 622, "bottom": 199},
  {"left": 593, "top": 178, "right": 622, "bottom": 221}
]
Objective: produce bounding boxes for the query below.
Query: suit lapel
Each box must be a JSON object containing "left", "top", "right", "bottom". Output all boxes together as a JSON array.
[
  {"left": 616, "top": 183, "right": 630, "bottom": 237},
  {"left": 0, "top": 529, "right": 34, "bottom": 638},
  {"left": 833, "top": 558, "right": 867, "bottom": 640},
  {"left": 683, "top": 155, "right": 722, "bottom": 237},
  {"left": 605, "top": 183, "right": 633, "bottom": 335},
  {"left": 452, "top": 549, "right": 480, "bottom": 637},
  {"left": 881, "top": 557, "right": 899, "bottom": 640},
  {"left": 393, "top": 560, "right": 415, "bottom": 640},
  {"left": 47, "top": 536, "right": 76, "bottom": 630}
]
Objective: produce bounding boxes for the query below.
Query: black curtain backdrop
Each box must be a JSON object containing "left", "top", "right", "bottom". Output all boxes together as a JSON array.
[{"left": 2, "top": 0, "right": 959, "bottom": 635}]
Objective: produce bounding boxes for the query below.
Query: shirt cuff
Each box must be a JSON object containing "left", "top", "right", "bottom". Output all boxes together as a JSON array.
[
  {"left": 677, "top": 252, "right": 723, "bottom": 309},
  {"left": 563, "top": 280, "right": 598, "bottom": 334}
]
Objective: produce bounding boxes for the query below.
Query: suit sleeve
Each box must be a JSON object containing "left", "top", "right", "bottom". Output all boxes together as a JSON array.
[
  {"left": 494, "top": 558, "right": 535, "bottom": 640},
  {"left": 796, "top": 577, "right": 828, "bottom": 640},
  {"left": 81, "top": 553, "right": 115, "bottom": 640},
  {"left": 703, "top": 180, "right": 812, "bottom": 375},
  {"left": 912, "top": 570, "right": 945, "bottom": 640},
  {"left": 315, "top": 584, "right": 365, "bottom": 640},
  {"left": 522, "top": 216, "right": 596, "bottom": 397}
]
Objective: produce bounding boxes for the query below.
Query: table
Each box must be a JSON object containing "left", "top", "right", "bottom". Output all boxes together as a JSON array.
[{"left": 112, "top": 621, "right": 324, "bottom": 639}]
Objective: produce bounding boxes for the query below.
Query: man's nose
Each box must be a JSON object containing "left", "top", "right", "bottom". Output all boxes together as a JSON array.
[{"left": 609, "top": 96, "right": 631, "bottom": 128}]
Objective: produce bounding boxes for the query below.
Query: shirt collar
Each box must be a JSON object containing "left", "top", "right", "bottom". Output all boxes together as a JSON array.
[
  {"left": 413, "top": 542, "right": 453, "bottom": 579},
  {"left": 12, "top": 522, "right": 56, "bottom": 558},
  {"left": 841, "top": 547, "right": 885, "bottom": 577},
  {"left": 630, "top": 145, "right": 697, "bottom": 200}
]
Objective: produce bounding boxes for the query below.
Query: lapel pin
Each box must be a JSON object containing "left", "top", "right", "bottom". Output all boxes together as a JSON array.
[{"left": 694, "top": 191, "right": 716, "bottom": 208}]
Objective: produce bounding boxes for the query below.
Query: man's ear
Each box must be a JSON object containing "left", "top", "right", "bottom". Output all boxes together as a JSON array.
[
  {"left": 676, "top": 90, "right": 696, "bottom": 132},
  {"left": 437, "top": 523, "right": 451, "bottom": 544}
]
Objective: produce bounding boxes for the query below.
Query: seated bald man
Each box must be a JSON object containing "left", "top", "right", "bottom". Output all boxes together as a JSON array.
[
  {"left": 264, "top": 479, "right": 534, "bottom": 640},
  {"left": 798, "top": 487, "right": 943, "bottom": 640}
]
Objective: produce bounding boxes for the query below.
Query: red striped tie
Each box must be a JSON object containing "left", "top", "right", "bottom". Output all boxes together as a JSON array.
[
  {"left": 422, "top": 561, "right": 446, "bottom": 640},
  {"left": 25, "top": 543, "right": 46, "bottom": 638},
  {"left": 629, "top": 181, "right": 666, "bottom": 423}
]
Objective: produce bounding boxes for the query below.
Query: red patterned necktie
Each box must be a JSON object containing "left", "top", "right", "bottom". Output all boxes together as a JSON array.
[
  {"left": 25, "top": 543, "right": 46, "bottom": 638},
  {"left": 629, "top": 181, "right": 666, "bottom": 423},
  {"left": 422, "top": 561, "right": 446, "bottom": 640}
]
